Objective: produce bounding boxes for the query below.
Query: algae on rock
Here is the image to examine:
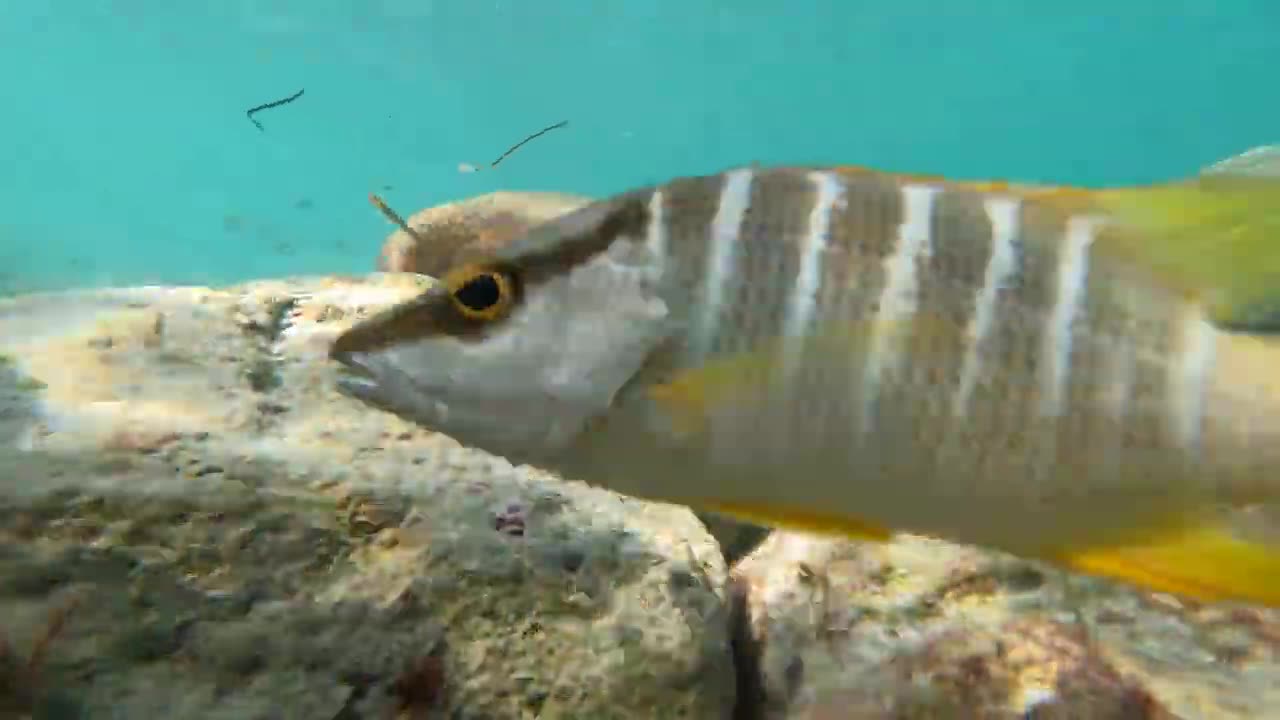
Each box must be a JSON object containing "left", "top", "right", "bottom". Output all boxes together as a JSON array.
[{"left": 0, "top": 275, "right": 738, "bottom": 719}]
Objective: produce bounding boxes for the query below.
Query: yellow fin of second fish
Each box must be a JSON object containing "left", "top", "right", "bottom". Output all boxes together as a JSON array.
[
  {"left": 1095, "top": 145, "right": 1280, "bottom": 330},
  {"left": 704, "top": 500, "right": 894, "bottom": 542},
  {"left": 1050, "top": 521, "right": 1280, "bottom": 606}
]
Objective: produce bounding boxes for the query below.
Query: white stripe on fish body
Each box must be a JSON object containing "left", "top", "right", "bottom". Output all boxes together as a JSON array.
[
  {"left": 1040, "top": 214, "right": 1102, "bottom": 417},
  {"left": 644, "top": 188, "right": 669, "bottom": 276},
  {"left": 859, "top": 183, "right": 940, "bottom": 434},
  {"left": 951, "top": 195, "right": 1023, "bottom": 418},
  {"left": 1169, "top": 306, "right": 1218, "bottom": 453},
  {"left": 780, "top": 170, "right": 847, "bottom": 378},
  {"left": 692, "top": 168, "right": 756, "bottom": 360}
]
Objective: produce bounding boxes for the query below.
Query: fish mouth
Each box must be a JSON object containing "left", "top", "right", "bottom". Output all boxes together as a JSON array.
[
  {"left": 329, "top": 349, "right": 385, "bottom": 399},
  {"left": 330, "top": 348, "right": 371, "bottom": 376},
  {"left": 330, "top": 345, "right": 573, "bottom": 459},
  {"left": 329, "top": 347, "right": 453, "bottom": 430}
]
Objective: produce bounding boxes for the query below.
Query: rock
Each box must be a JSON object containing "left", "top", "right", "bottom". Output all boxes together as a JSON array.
[
  {"left": 0, "top": 275, "right": 737, "bottom": 719},
  {"left": 731, "top": 531, "right": 1280, "bottom": 719},
  {"left": 375, "top": 191, "right": 594, "bottom": 276}
]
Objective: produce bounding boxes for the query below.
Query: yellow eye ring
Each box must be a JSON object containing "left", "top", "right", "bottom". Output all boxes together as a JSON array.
[{"left": 443, "top": 264, "right": 516, "bottom": 321}]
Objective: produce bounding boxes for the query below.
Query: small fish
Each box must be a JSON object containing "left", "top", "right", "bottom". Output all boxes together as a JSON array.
[{"left": 330, "top": 146, "right": 1280, "bottom": 607}]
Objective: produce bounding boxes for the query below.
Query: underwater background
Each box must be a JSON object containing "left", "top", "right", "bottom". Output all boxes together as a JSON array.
[
  {"left": 4, "top": 5, "right": 1280, "bottom": 718},
  {"left": 2, "top": 1, "right": 1277, "bottom": 293}
]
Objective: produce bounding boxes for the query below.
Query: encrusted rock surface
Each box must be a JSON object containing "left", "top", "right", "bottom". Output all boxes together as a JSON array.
[
  {"left": 0, "top": 275, "right": 736, "bottom": 719},
  {"left": 732, "top": 532, "right": 1280, "bottom": 719}
]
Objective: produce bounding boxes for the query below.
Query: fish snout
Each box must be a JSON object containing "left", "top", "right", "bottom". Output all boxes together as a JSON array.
[{"left": 330, "top": 348, "right": 387, "bottom": 402}]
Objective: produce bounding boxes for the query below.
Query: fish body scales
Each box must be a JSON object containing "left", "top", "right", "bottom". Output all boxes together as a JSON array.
[
  {"left": 620, "top": 166, "right": 1275, "bottom": 550},
  {"left": 329, "top": 147, "right": 1280, "bottom": 605}
]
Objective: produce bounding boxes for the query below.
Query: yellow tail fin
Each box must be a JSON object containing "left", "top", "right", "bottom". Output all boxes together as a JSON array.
[{"left": 1052, "top": 521, "right": 1280, "bottom": 606}]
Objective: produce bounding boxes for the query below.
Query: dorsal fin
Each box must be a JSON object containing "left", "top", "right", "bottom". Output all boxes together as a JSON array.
[{"left": 1200, "top": 144, "right": 1280, "bottom": 179}]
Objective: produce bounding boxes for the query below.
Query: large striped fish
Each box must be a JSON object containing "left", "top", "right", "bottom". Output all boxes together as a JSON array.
[{"left": 331, "top": 146, "right": 1280, "bottom": 607}]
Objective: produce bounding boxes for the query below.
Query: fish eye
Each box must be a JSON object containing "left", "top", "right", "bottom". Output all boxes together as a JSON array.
[{"left": 444, "top": 265, "right": 517, "bottom": 321}]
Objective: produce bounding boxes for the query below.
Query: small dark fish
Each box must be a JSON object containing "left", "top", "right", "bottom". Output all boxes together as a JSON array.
[{"left": 246, "top": 88, "right": 305, "bottom": 131}]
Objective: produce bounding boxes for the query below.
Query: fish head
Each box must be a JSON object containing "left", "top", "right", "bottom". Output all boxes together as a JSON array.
[{"left": 329, "top": 192, "right": 674, "bottom": 464}]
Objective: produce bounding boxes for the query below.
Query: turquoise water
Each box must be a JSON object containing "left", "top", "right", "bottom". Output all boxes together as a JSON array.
[{"left": 2, "top": 2, "right": 1276, "bottom": 292}]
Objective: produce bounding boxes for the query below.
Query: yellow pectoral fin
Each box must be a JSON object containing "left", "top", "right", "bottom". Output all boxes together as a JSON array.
[
  {"left": 647, "top": 347, "right": 780, "bottom": 438},
  {"left": 648, "top": 314, "right": 960, "bottom": 438},
  {"left": 705, "top": 501, "right": 894, "bottom": 543},
  {"left": 1051, "top": 522, "right": 1280, "bottom": 607}
]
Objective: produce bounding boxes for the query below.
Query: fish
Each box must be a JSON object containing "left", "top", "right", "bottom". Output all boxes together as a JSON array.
[{"left": 330, "top": 145, "right": 1280, "bottom": 607}]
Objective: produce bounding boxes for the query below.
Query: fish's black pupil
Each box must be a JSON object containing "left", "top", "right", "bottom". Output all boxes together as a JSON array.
[{"left": 455, "top": 273, "right": 501, "bottom": 312}]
